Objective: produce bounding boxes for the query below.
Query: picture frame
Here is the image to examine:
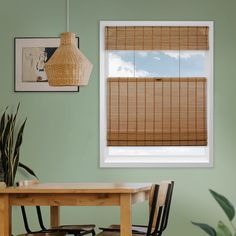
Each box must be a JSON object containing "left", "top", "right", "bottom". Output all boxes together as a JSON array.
[{"left": 14, "top": 37, "right": 79, "bottom": 92}]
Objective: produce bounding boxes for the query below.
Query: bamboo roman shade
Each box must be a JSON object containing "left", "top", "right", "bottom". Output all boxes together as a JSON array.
[
  {"left": 105, "top": 24, "right": 209, "bottom": 147},
  {"left": 107, "top": 77, "right": 207, "bottom": 146},
  {"left": 105, "top": 26, "right": 209, "bottom": 50}
]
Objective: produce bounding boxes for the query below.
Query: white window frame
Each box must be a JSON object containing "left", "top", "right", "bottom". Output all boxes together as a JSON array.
[{"left": 100, "top": 21, "right": 214, "bottom": 168}]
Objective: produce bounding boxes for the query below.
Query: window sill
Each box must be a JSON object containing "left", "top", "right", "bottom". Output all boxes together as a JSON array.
[{"left": 100, "top": 155, "right": 212, "bottom": 168}]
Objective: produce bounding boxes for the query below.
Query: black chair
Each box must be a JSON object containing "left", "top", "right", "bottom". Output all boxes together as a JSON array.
[
  {"left": 97, "top": 181, "right": 174, "bottom": 236},
  {"left": 20, "top": 205, "right": 96, "bottom": 236},
  {"left": 16, "top": 181, "right": 96, "bottom": 236}
]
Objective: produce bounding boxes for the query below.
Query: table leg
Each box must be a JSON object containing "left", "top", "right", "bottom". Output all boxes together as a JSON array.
[
  {"left": 120, "top": 193, "right": 132, "bottom": 236},
  {"left": 50, "top": 206, "right": 60, "bottom": 228},
  {"left": 0, "top": 194, "right": 11, "bottom": 236}
]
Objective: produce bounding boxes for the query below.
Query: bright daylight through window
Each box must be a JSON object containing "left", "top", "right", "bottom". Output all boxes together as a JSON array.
[{"left": 100, "top": 21, "right": 213, "bottom": 167}]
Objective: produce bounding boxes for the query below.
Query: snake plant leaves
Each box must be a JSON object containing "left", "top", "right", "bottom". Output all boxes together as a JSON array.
[
  {"left": 12, "top": 118, "right": 27, "bottom": 182},
  {"left": 1, "top": 116, "right": 13, "bottom": 176},
  {"left": 19, "top": 162, "right": 38, "bottom": 179},
  {"left": 192, "top": 222, "right": 216, "bottom": 236},
  {"left": 216, "top": 221, "right": 232, "bottom": 236},
  {"left": 13, "top": 118, "right": 27, "bottom": 159},
  {"left": 2, "top": 115, "right": 13, "bottom": 151},
  {"left": 209, "top": 189, "right": 235, "bottom": 221},
  {"left": 0, "top": 104, "right": 37, "bottom": 186},
  {"left": 0, "top": 108, "right": 7, "bottom": 139},
  {"left": 0, "top": 109, "right": 7, "bottom": 168},
  {"left": 13, "top": 103, "right": 20, "bottom": 124}
]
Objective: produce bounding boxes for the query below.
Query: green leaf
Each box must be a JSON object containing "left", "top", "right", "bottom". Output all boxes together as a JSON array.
[
  {"left": 2, "top": 116, "right": 13, "bottom": 151},
  {"left": 2, "top": 117, "right": 14, "bottom": 180},
  {"left": 12, "top": 119, "right": 27, "bottom": 179},
  {"left": 12, "top": 153, "right": 19, "bottom": 181},
  {"left": 13, "top": 103, "right": 20, "bottom": 123},
  {"left": 216, "top": 221, "right": 232, "bottom": 236},
  {"left": 0, "top": 109, "right": 7, "bottom": 168},
  {"left": 19, "top": 162, "right": 38, "bottom": 179},
  {"left": 210, "top": 189, "right": 235, "bottom": 221},
  {"left": 13, "top": 118, "right": 27, "bottom": 159},
  {"left": 192, "top": 222, "right": 216, "bottom": 236},
  {"left": 11, "top": 103, "right": 20, "bottom": 140},
  {"left": 0, "top": 108, "right": 7, "bottom": 139}
]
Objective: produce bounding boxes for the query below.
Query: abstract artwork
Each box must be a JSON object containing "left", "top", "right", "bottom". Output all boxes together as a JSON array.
[{"left": 14, "top": 37, "right": 79, "bottom": 92}]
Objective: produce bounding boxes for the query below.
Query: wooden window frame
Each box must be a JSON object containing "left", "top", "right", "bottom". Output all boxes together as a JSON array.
[{"left": 100, "top": 21, "right": 214, "bottom": 168}]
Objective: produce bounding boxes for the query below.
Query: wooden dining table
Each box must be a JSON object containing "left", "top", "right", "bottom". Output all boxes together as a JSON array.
[{"left": 0, "top": 182, "right": 151, "bottom": 236}]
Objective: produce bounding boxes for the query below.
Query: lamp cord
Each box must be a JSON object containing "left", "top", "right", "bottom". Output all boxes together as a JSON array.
[{"left": 66, "top": 0, "right": 70, "bottom": 32}]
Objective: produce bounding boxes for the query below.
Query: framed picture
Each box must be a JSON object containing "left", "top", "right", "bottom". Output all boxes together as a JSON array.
[{"left": 14, "top": 37, "right": 79, "bottom": 92}]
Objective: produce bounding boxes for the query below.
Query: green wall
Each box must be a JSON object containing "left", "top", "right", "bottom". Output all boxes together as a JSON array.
[{"left": 1, "top": 0, "right": 236, "bottom": 235}]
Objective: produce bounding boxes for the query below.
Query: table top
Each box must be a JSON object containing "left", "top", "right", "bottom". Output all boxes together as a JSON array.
[{"left": 0, "top": 182, "right": 152, "bottom": 194}]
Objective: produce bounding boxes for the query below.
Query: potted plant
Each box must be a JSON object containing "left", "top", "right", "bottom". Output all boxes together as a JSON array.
[
  {"left": 192, "top": 189, "right": 236, "bottom": 236},
  {"left": 0, "top": 104, "right": 37, "bottom": 186}
]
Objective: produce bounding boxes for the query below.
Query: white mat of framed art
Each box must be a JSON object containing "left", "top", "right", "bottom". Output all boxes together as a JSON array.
[{"left": 14, "top": 37, "right": 79, "bottom": 92}]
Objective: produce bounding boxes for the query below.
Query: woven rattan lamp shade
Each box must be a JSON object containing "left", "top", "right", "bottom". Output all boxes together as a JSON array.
[
  {"left": 45, "top": 32, "right": 93, "bottom": 86},
  {"left": 107, "top": 77, "right": 207, "bottom": 146}
]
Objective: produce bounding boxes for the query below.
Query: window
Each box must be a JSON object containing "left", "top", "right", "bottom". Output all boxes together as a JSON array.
[{"left": 100, "top": 21, "right": 213, "bottom": 167}]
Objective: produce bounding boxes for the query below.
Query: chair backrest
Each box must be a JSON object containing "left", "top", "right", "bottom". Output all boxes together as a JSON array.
[
  {"left": 146, "top": 184, "right": 160, "bottom": 236},
  {"left": 147, "top": 181, "right": 174, "bottom": 236},
  {"left": 161, "top": 181, "right": 174, "bottom": 232},
  {"left": 17, "top": 180, "right": 47, "bottom": 233}
]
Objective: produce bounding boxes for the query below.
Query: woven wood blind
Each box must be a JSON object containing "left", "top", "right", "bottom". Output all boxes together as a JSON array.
[
  {"left": 107, "top": 77, "right": 207, "bottom": 146},
  {"left": 105, "top": 26, "right": 209, "bottom": 50}
]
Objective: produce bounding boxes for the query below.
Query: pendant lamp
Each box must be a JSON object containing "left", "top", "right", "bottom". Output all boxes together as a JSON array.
[{"left": 44, "top": 0, "right": 93, "bottom": 86}]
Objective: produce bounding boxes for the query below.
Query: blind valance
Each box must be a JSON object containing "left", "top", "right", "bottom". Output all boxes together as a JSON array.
[
  {"left": 105, "top": 26, "right": 209, "bottom": 50},
  {"left": 107, "top": 77, "right": 207, "bottom": 146}
]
